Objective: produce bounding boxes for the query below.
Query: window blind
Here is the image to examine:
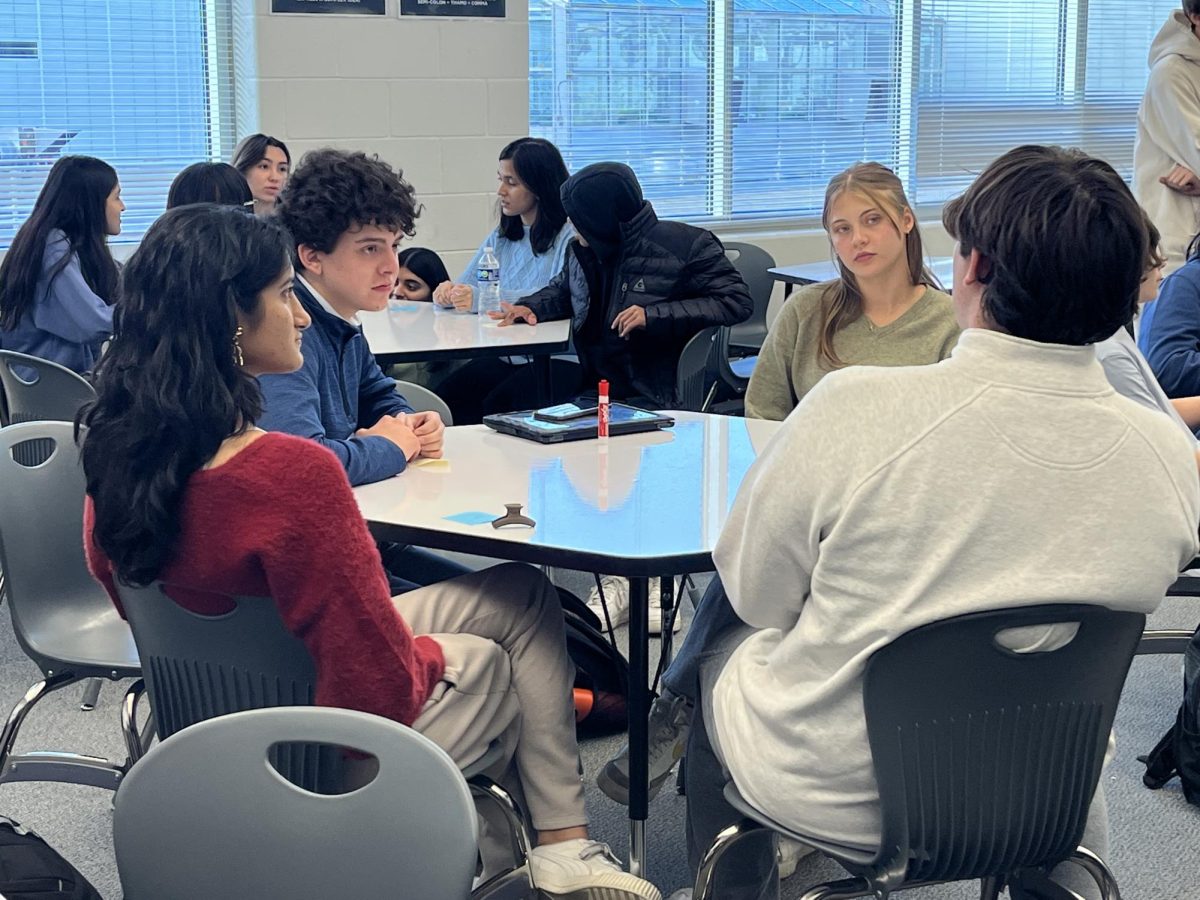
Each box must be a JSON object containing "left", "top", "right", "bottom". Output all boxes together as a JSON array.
[
  {"left": 0, "top": 0, "right": 237, "bottom": 249},
  {"left": 530, "top": 0, "right": 1184, "bottom": 224}
]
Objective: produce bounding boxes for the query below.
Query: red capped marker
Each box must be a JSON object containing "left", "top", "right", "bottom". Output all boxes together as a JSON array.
[{"left": 597, "top": 379, "right": 610, "bottom": 438}]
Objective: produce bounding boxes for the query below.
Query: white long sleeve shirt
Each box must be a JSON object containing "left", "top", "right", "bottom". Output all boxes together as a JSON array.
[
  {"left": 1134, "top": 10, "right": 1200, "bottom": 274},
  {"left": 712, "top": 329, "right": 1200, "bottom": 850}
]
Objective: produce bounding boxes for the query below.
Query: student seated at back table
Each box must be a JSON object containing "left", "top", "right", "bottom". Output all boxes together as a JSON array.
[
  {"left": 79, "top": 204, "right": 663, "bottom": 900},
  {"left": 612, "top": 147, "right": 1200, "bottom": 900},
  {"left": 231, "top": 132, "right": 290, "bottom": 218},
  {"left": 0, "top": 155, "right": 123, "bottom": 375},
  {"left": 1096, "top": 212, "right": 1200, "bottom": 472},
  {"left": 1137, "top": 226, "right": 1200, "bottom": 404},
  {"left": 745, "top": 162, "right": 959, "bottom": 421},
  {"left": 166, "top": 162, "right": 253, "bottom": 210},
  {"left": 429, "top": 137, "right": 575, "bottom": 424},
  {"left": 491, "top": 162, "right": 754, "bottom": 411},
  {"left": 256, "top": 149, "right": 459, "bottom": 593}
]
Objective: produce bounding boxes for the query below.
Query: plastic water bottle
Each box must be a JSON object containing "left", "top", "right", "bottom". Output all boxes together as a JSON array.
[{"left": 477, "top": 246, "right": 502, "bottom": 320}]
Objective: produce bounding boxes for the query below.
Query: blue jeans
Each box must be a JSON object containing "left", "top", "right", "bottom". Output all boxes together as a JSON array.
[
  {"left": 662, "top": 574, "right": 742, "bottom": 704},
  {"left": 378, "top": 541, "right": 474, "bottom": 594}
]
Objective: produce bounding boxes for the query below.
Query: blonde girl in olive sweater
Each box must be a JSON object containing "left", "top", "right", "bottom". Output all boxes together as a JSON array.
[{"left": 746, "top": 162, "right": 959, "bottom": 420}]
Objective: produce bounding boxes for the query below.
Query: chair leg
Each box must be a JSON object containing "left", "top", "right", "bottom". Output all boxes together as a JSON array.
[
  {"left": 468, "top": 775, "right": 532, "bottom": 867},
  {"left": 121, "top": 680, "right": 149, "bottom": 764},
  {"left": 0, "top": 672, "right": 76, "bottom": 776},
  {"left": 796, "top": 876, "right": 878, "bottom": 900},
  {"left": 1067, "top": 847, "right": 1121, "bottom": 900},
  {"left": 980, "top": 875, "right": 1003, "bottom": 900},
  {"left": 693, "top": 819, "right": 774, "bottom": 900},
  {"left": 79, "top": 678, "right": 102, "bottom": 711}
]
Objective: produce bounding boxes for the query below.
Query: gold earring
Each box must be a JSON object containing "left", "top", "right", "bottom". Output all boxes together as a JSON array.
[{"left": 233, "top": 325, "right": 245, "bottom": 367}]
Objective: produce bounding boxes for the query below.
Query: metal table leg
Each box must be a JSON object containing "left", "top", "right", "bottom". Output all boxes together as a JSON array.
[
  {"left": 533, "top": 355, "right": 552, "bottom": 407},
  {"left": 627, "top": 575, "right": 650, "bottom": 877}
]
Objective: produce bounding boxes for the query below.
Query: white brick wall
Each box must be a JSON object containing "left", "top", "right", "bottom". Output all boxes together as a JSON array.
[{"left": 252, "top": 0, "right": 529, "bottom": 270}]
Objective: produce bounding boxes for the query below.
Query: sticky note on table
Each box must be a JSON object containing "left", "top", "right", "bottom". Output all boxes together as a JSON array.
[
  {"left": 443, "top": 511, "right": 495, "bottom": 526},
  {"left": 412, "top": 457, "right": 451, "bottom": 470}
]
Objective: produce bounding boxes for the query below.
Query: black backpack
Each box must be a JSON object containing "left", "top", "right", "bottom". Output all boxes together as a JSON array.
[
  {"left": 557, "top": 589, "right": 630, "bottom": 737},
  {"left": 0, "top": 817, "right": 102, "bottom": 900},
  {"left": 1141, "top": 624, "right": 1200, "bottom": 805}
]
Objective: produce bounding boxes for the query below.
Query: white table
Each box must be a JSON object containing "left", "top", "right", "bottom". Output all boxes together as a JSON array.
[
  {"left": 770, "top": 255, "right": 955, "bottom": 296},
  {"left": 354, "top": 411, "right": 783, "bottom": 877},
  {"left": 359, "top": 302, "right": 571, "bottom": 365}
]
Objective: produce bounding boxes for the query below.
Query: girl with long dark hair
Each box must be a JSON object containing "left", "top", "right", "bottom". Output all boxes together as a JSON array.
[
  {"left": 0, "top": 155, "right": 122, "bottom": 374},
  {"left": 80, "top": 204, "right": 661, "bottom": 900},
  {"left": 434, "top": 137, "right": 573, "bottom": 310},
  {"left": 745, "top": 162, "right": 959, "bottom": 420},
  {"left": 231, "top": 133, "right": 290, "bottom": 216}
]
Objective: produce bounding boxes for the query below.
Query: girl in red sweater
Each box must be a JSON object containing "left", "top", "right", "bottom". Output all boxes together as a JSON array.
[{"left": 80, "top": 204, "right": 660, "bottom": 900}]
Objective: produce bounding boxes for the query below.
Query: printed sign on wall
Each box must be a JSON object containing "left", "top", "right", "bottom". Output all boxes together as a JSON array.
[
  {"left": 400, "top": 0, "right": 505, "bottom": 18},
  {"left": 272, "top": 0, "right": 386, "bottom": 14}
]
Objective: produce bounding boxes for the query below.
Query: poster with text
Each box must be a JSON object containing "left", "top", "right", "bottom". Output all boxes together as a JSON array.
[
  {"left": 272, "top": 0, "right": 385, "bottom": 14},
  {"left": 400, "top": 0, "right": 505, "bottom": 18}
]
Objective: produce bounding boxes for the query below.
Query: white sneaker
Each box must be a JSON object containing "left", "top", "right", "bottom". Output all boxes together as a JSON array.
[
  {"left": 587, "top": 577, "right": 681, "bottom": 634},
  {"left": 528, "top": 838, "right": 662, "bottom": 900},
  {"left": 667, "top": 891, "right": 693, "bottom": 900},
  {"left": 777, "top": 837, "right": 817, "bottom": 879}
]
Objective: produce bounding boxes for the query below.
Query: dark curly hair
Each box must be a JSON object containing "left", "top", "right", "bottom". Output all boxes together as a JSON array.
[
  {"left": 278, "top": 149, "right": 420, "bottom": 264},
  {"left": 80, "top": 204, "right": 292, "bottom": 585},
  {"left": 943, "top": 145, "right": 1144, "bottom": 346}
]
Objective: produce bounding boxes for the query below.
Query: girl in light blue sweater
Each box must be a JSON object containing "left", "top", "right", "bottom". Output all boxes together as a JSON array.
[
  {"left": 0, "top": 155, "right": 122, "bottom": 374},
  {"left": 434, "top": 137, "right": 574, "bottom": 309}
]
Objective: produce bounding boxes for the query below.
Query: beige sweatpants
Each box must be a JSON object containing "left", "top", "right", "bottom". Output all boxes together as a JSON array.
[{"left": 395, "top": 562, "right": 587, "bottom": 833}]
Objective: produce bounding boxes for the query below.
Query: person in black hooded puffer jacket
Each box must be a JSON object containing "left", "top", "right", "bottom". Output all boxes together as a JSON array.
[{"left": 491, "top": 162, "right": 753, "bottom": 409}]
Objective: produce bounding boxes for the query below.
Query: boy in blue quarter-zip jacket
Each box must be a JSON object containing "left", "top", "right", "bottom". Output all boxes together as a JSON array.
[{"left": 258, "top": 149, "right": 462, "bottom": 593}]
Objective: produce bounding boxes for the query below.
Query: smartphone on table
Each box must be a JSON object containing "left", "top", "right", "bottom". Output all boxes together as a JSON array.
[{"left": 533, "top": 402, "right": 600, "bottom": 423}]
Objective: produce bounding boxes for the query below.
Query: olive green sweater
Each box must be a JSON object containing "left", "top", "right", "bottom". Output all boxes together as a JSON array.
[{"left": 745, "top": 281, "right": 960, "bottom": 420}]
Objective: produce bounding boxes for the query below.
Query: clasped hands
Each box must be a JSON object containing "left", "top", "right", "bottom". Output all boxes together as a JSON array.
[{"left": 355, "top": 410, "right": 444, "bottom": 461}]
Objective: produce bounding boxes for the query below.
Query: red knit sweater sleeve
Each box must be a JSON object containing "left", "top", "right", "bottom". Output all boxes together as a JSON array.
[{"left": 255, "top": 440, "right": 445, "bottom": 725}]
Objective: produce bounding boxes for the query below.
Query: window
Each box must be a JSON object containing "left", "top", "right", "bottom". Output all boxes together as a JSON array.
[
  {"left": 530, "top": 0, "right": 1181, "bottom": 223},
  {"left": 0, "top": 0, "right": 238, "bottom": 248}
]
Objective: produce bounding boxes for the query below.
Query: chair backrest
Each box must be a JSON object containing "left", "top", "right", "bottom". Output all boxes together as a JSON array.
[
  {"left": 864, "top": 604, "right": 1145, "bottom": 885},
  {"left": 0, "top": 350, "right": 96, "bottom": 425},
  {"left": 723, "top": 242, "right": 777, "bottom": 347},
  {"left": 114, "top": 706, "right": 478, "bottom": 900},
  {"left": 116, "top": 580, "right": 339, "bottom": 790},
  {"left": 395, "top": 379, "right": 454, "bottom": 426},
  {"left": 676, "top": 326, "right": 718, "bottom": 411},
  {"left": 0, "top": 421, "right": 135, "bottom": 672}
]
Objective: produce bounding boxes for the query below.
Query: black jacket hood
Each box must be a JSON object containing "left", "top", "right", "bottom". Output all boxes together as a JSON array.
[{"left": 560, "top": 162, "right": 649, "bottom": 260}]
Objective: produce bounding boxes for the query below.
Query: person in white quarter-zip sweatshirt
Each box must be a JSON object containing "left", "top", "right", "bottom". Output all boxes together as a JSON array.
[
  {"left": 666, "top": 146, "right": 1200, "bottom": 900},
  {"left": 1135, "top": 1, "right": 1200, "bottom": 274}
]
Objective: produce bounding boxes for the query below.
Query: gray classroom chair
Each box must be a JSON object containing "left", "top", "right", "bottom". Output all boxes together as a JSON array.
[
  {"left": 0, "top": 351, "right": 104, "bottom": 710},
  {"left": 395, "top": 379, "right": 454, "bottom": 425},
  {"left": 114, "top": 706, "right": 479, "bottom": 900},
  {"left": 117, "top": 581, "right": 531, "bottom": 899},
  {"left": 694, "top": 604, "right": 1140, "bottom": 900},
  {"left": 724, "top": 242, "right": 777, "bottom": 355},
  {"left": 0, "top": 350, "right": 96, "bottom": 427},
  {"left": 676, "top": 327, "right": 719, "bottom": 412},
  {"left": 0, "top": 421, "right": 141, "bottom": 789}
]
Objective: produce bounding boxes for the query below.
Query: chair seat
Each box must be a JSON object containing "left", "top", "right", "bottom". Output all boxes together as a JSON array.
[
  {"left": 722, "top": 782, "right": 878, "bottom": 869},
  {"left": 19, "top": 592, "right": 140, "bottom": 674},
  {"left": 730, "top": 324, "right": 766, "bottom": 355}
]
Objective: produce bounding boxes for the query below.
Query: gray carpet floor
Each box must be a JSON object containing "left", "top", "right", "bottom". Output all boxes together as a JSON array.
[{"left": 0, "top": 582, "right": 1195, "bottom": 899}]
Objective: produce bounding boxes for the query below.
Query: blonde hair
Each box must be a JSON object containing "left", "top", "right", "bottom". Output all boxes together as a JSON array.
[{"left": 817, "top": 162, "right": 934, "bottom": 369}]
